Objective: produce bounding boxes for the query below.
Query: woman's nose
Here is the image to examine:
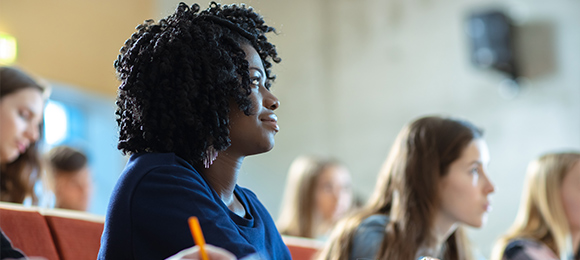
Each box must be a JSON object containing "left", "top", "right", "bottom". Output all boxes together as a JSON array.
[
  {"left": 25, "top": 124, "right": 40, "bottom": 142},
  {"left": 270, "top": 99, "right": 280, "bottom": 110},
  {"left": 263, "top": 90, "right": 280, "bottom": 110},
  {"left": 483, "top": 174, "right": 495, "bottom": 194}
]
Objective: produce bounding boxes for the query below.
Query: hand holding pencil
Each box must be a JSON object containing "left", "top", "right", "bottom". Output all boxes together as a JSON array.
[
  {"left": 189, "top": 217, "right": 210, "bottom": 260},
  {"left": 165, "top": 217, "right": 236, "bottom": 260},
  {"left": 166, "top": 244, "right": 236, "bottom": 260}
]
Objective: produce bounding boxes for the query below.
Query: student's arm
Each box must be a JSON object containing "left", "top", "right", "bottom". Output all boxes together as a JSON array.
[{"left": 502, "top": 240, "right": 559, "bottom": 260}]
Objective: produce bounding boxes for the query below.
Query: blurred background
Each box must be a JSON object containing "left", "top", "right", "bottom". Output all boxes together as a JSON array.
[{"left": 1, "top": 0, "right": 579, "bottom": 258}]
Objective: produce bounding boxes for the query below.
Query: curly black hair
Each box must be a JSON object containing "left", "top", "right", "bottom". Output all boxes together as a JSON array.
[{"left": 114, "top": 2, "right": 280, "bottom": 165}]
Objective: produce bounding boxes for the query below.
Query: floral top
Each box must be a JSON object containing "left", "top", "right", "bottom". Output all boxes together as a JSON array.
[{"left": 502, "top": 239, "right": 579, "bottom": 260}]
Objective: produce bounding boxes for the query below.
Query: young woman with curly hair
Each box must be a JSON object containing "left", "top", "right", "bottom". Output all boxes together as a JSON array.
[
  {"left": 98, "top": 2, "right": 289, "bottom": 259},
  {"left": 317, "top": 116, "right": 495, "bottom": 260}
]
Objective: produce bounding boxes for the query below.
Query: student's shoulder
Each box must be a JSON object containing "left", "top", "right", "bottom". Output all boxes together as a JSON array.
[
  {"left": 129, "top": 152, "right": 191, "bottom": 168},
  {"left": 117, "top": 152, "right": 204, "bottom": 189},
  {"left": 358, "top": 214, "right": 389, "bottom": 230},
  {"left": 125, "top": 152, "right": 197, "bottom": 176},
  {"left": 350, "top": 214, "right": 389, "bottom": 260},
  {"left": 353, "top": 214, "right": 389, "bottom": 244},
  {"left": 503, "top": 238, "right": 558, "bottom": 260}
]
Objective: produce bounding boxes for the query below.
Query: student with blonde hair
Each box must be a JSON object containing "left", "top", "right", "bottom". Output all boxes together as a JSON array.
[
  {"left": 277, "top": 155, "right": 353, "bottom": 240},
  {"left": 491, "top": 152, "right": 580, "bottom": 260},
  {"left": 317, "top": 116, "right": 495, "bottom": 260}
]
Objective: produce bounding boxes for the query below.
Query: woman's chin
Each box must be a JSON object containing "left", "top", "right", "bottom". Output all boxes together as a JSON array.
[
  {"left": 2, "top": 150, "right": 20, "bottom": 164},
  {"left": 247, "top": 142, "right": 275, "bottom": 156},
  {"left": 471, "top": 222, "right": 483, "bottom": 228},
  {"left": 465, "top": 217, "right": 485, "bottom": 228},
  {"left": 259, "top": 138, "right": 275, "bottom": 153}
]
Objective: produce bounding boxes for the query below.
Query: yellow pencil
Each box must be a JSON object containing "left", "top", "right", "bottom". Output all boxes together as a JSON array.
[{"left": 188, "top": 216, "right": 209, "bottom": 260}]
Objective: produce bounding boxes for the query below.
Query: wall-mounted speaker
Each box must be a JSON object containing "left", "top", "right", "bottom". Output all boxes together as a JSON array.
[{"left": 467, "top": 10, "right": 519, "bottom": 80}]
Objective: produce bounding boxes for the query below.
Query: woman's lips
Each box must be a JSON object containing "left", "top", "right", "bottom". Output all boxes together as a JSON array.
[
  {"left": 17, "top": 142, "right": 27, "bottom": 153},
  {"left": 261, "top": 114, "right": 279, "bottom": 132},
  {"left": 484, "top": 203, "right": 492, "bottom": 212},
  {"left": 262, "top": 119, "right": 279, "bottom": 132}
]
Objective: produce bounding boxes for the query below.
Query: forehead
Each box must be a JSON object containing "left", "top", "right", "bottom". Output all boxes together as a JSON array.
[
  {"left": 1, "top": 88, "right": 44, "bottom": 110},
  {"left": 565, "top": 160, "right": 580, "bottom": 180},
  {"left": 457, "top": 139, "right": 489, "bottom": 164},
  {"left": 240, "top": 44, "right": 264, "bottom": 70},
  {"left": 319, "top": 165, "right": 351, "bottom": 182}
]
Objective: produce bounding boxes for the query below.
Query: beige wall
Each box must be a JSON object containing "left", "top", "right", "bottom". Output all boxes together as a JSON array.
[
  {"left": 162, "top": 0, "right": 580, "bottom": 258},
  {"left": 317, "top": 1, "right": 580, "bottom": 257},
  {"left": 0, "top": 0, "right": 154, "bottom": 96}
]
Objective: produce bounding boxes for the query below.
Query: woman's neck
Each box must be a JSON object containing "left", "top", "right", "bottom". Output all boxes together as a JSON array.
[
  {"left": 312, "top": 211, "right": 333, "bottom": 239},
  {"left": 428, "top": 212, "right": 458, "bottom": 257},
  {"left": 572, "top": 229, "right": 580, "bottom": 256},
  {"left": 198, "top": 150, "right": 244, "bottom": 215}
]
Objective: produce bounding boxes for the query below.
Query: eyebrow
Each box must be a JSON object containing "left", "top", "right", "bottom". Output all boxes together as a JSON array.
[
  {"left": 249, "top": 67, "right": 264, "bottom": 74},
  {"left": 469, "top": 161, "right": 483, "bottom": 166},
  {"left": 22, "top": 106, "right": 40, "bottom": 119}
]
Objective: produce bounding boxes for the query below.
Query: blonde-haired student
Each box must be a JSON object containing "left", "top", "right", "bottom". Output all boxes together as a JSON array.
[
  {"left": 277, "top": 155, "right": 353, "bottom": 240},
  {"left": 491, "top": 152, "right": 580, "bottom": 260}
]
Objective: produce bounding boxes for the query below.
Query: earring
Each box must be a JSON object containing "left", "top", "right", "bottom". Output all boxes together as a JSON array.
[{"left": 203, "top": 146, "right": 218, "bottom": 168}]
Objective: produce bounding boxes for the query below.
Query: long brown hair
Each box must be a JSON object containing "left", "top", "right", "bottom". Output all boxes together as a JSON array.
[
  {"left": 317, "top": 116, "right": 482, "bottom": 260},
  {"left": 491, "top": 152, "right": 580, "bottom": 260},
  {"left": 277, "top": 155, "right": 347, "bottom": 238},
  {"left": 0, "top": 66, "right": 47, "bottom": 204}
]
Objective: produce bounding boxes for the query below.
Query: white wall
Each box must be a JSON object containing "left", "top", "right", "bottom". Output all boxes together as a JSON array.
[{"left": 156, "top": 0, "right": 580, "bottom": 258}]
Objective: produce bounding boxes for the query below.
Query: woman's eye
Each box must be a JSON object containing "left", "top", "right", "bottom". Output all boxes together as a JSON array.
[
  {"left": 470, "top": 167, "right": 479, "bottom": 175},
  {"left": 321, "top": 183, "right": 333, "bottom": 193},
  {"left": 251, "top": 77, "right": 261, "bottom": 86},
  {"left": 18, "top": 110, "right": 31, "bottom": 121}
]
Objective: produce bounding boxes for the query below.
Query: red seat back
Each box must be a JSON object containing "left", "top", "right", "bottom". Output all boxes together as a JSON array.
[
  {"left": 44, "top": 215, "right": 104, "bottom": 260},
  {"left": 0, "top": 206, "right": 60, "bottom": 260},
  {"left": 283, "top": 235, "right": 323, "bottom": 260}
]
